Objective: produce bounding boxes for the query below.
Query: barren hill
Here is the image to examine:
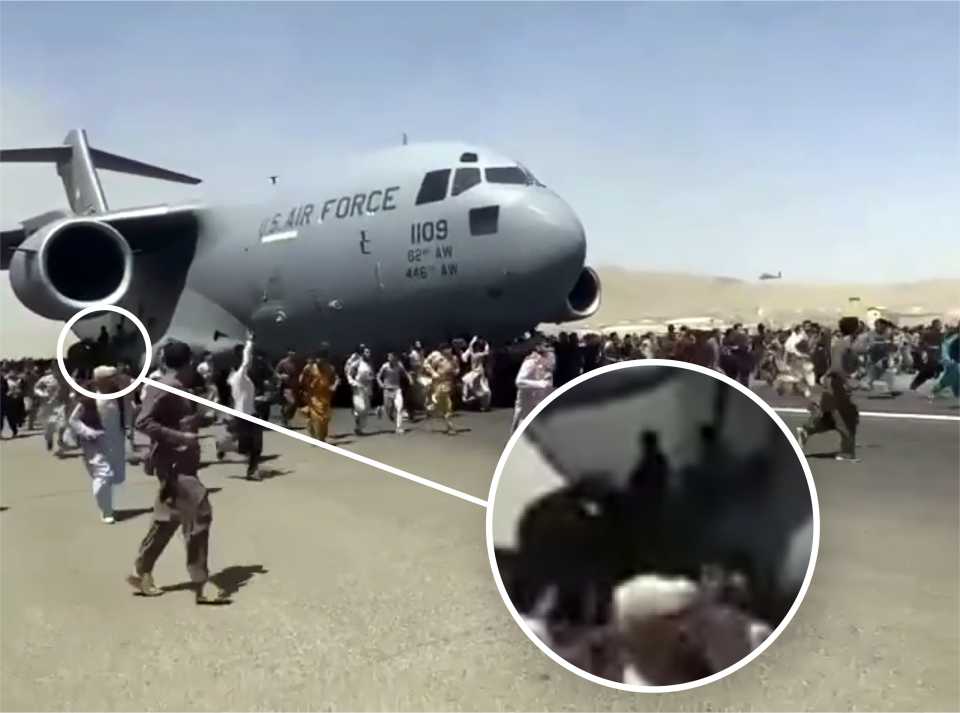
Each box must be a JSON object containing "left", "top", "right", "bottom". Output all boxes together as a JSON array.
[{"left": 587, "top": 268, "right": 960, "bottom": 328}]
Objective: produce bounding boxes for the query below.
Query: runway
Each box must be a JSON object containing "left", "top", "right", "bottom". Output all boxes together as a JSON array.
[
  {"left": 1, "top": 398, "right": 958, "bottom": 711},
  {"left": 757, "top": 381, "right": 960, "bottom": 420}
]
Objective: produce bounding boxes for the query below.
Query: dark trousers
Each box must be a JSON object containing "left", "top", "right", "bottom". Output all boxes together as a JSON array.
[
  {"left": 135, "top": 476, "right": 212, "bottom": 584},
  {"left": 0, "top": 398, "right": 19, "bottom": 436},
  {"left": 234, "top": 417, "right": 263, "bottom": 475},
  {"left": 280, "top": 390, "right": 298, "bottom": 425},
  {"left": 804, "top": 375, "right": 859, "bottom": 457},
  {"left": 910, "top": 362, "right": 941, "bottom": 391}
]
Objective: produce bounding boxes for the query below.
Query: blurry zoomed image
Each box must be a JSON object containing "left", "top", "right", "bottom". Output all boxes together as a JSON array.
[{"left": 491, "top": 363, "right": 816, "bottom": 688}]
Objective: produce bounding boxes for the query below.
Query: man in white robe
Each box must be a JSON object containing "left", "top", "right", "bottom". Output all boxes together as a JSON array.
[
  {"left": 782, "top": 326, "right": 816, "bottom": 399},
  {"left": 461, "top": 336, "right": 492, "bottom": 411},
  {"left": 346, "top": 347, "right": 375, "bottom": 435},
  {"left": 511, "top": 344, "right": 555, "bottom": 434},
  {"left": 196, "top": 352, "right": 219, "bottom": 421},
  {"left": 68, "top": 366, "right": 127, "bottom": 524}
]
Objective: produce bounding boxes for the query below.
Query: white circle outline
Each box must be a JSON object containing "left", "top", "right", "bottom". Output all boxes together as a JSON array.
[
  {"left": 484, "top": 359, "right": 821, "bottom": 694},
  {"left": 57, "top": 305, "right": 153, "bottom": 401}
]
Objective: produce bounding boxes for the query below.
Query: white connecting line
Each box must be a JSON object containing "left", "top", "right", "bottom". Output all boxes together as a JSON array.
[
  {"left": 772, "top": 406, "right": 959, "bottom": 423},
  {"left": 143, "top": 377, "right": 490, "bottom": 509}
]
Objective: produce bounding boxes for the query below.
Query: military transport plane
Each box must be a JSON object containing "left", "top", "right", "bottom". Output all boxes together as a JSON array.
[{"left": 1, "top": 129, "right": 601, "bottom": 361}]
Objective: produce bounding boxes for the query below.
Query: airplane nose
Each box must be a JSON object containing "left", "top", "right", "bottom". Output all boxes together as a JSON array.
[{"left": 518, "top": 192, "right": 587, "bottom": 275}]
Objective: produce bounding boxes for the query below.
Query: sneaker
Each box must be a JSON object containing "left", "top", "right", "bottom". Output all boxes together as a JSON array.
[
  {"left": 126, "top": 572, "right": 163, "bottom": 597},
  {"left": 395, "top": 427, "right": 405, "bottom": 435},
  {"left": 101, "top": 513, "right": 116, "bottom": 524},
  {"left": 795, "top": 426, "right": 808, "bottom": 449},
  {"left": 835, "top": 453, "right": 860, "bottom": 463},
  {"left": 194, "top": 581, "right": 232, "bottom": 606}
]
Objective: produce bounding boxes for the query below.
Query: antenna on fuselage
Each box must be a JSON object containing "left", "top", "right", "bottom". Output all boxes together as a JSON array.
[{"left": 269, "top": 175, "right": 279, "bottom": 185}]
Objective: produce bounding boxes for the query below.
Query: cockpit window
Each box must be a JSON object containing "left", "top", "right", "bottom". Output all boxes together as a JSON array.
[
  {"left": 416, "top": 169, "right": 452, "bottom": 205},
  {"left": 485, "top": 166, "right": 534, "bottom": 186},
  {"left": 451, "top": 167, "right": 482, "bottom": 197},
  {"left": 516, "top": 162, "right": 545, "bottom": 187}
]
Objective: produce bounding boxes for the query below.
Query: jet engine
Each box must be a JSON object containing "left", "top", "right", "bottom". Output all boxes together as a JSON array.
[
  {"left": 560, "top": 266, "right": 602, "bottom": 322},
  {"left": 8, "top": 217, "right": 134, "bottom": 321}
]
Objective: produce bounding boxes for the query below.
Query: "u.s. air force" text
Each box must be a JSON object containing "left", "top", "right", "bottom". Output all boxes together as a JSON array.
[{"left": 259, "top": 186, "right": 400, "bottom": 237}]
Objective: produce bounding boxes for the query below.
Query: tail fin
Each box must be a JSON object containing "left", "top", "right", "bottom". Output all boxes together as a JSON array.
[{"left": 0, "top": 128, "right": 202, "bottom": 215}]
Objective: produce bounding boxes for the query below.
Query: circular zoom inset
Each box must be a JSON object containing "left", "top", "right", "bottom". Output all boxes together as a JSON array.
[{"left": 487, "top": 360, "right": 819, "bottom": 692}]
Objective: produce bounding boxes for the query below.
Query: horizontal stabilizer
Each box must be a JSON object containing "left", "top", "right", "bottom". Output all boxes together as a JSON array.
[
  {"left": 0, "top": 145, "right": 202, "bottom": 185},
  {"left": 1, "top": 128, "right": 201, "bottom": 215}
]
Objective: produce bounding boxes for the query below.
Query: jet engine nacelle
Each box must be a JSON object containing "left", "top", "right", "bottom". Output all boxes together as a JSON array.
[
  {"left": 8, "top": 217, "right": 134, "bottom": 321},
  {"left": 558, "top": 266, "right": 602, "bottom": 322}
]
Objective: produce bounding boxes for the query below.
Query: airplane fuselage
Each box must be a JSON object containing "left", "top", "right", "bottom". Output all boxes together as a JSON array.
[{"left": 3, "top": 136, "right": 600, "bottom": 362}]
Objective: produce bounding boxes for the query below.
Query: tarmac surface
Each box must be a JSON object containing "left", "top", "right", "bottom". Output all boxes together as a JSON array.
[
  {"left": 1, "top": 393, "right": 958, "bottom": 712},
  {"left": 759, "top": 378, "right": 960, "bottom": 418}
]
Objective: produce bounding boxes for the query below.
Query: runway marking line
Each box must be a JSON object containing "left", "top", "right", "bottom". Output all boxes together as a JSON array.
[
  {"left": 143, "top": 378, "right": 489, "bottom": 509},
  {"left": 772, "top": 406, "right": 959, "bottom": 422}
]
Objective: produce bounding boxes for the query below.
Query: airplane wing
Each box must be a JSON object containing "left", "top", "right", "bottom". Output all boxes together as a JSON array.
[
  {"left": 1, "top": 203, "right": 203, "bottom": 270},
  {"left": 2, "top": 128, "right": 204, "bottom": 269}
]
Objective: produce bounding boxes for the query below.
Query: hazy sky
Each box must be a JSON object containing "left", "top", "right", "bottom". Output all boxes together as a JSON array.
[{"left": 1, "top": 2, "right": 957, "bottom": 350}]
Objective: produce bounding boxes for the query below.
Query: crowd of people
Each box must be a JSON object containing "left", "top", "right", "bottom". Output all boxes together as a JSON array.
[
  {"left": 1, "top": 314, "right": 954, "bottom": 532},
  {"left": 0, "top": 314, "right": 955, "bottom": 673},
  {"left": 0, "top": 318, "right": 955, "bottom": 511},
  {"left": 3, "top": 315, "right": 957, "bottom": 451}
]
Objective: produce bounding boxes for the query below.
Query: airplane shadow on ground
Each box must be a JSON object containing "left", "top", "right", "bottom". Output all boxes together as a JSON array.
[
  {"left": 115, "top": 487, "right": 223, "bottom": 523},
  {"left": 161, "top": 564, "right": 269, "bottom": 599}
]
